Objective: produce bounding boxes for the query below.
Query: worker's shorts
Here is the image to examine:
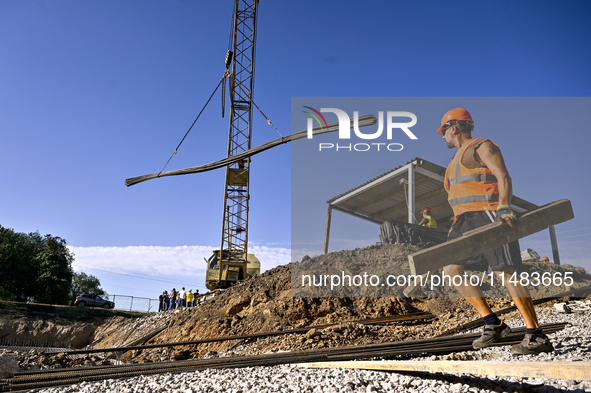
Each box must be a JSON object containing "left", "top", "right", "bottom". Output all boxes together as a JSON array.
[{"left": 447, "top": 211, "right": 523, "bottom": 272}]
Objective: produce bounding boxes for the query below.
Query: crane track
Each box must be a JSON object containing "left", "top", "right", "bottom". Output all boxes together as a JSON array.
[{"left": 2, "top": 322, "right": 567, "bottom": 392}]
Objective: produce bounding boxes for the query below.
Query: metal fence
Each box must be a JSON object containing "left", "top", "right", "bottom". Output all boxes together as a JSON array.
[{"left": 111, "top": 295, "right": 158, "bottom": 313}]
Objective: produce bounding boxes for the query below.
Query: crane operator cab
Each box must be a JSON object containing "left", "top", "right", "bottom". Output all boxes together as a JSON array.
[{"left": 205, "top": 250, "right": 260, "bottom": 290}]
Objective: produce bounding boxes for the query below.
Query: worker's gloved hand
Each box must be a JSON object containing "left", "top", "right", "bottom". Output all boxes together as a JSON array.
[{"left": 496, "top": 205, "right": 518, "bottom": 228}]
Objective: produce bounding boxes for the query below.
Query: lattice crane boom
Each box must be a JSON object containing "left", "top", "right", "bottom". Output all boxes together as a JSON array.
[{"left": 220, "top": 0, "right": 258, "bottom": 265}]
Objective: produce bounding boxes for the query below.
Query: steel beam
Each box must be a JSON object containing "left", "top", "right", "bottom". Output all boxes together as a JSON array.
[
  {"left": 323, "top": 206, "right": 333, "bottom": 254},
  {"left": 408, "top": 163, "right": 415, "bottom": 223}
]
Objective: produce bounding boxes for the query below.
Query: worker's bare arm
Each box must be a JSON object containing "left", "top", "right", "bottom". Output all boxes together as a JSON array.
[{"left": 475, "top": 141, "right": 512, "bottom": 206}]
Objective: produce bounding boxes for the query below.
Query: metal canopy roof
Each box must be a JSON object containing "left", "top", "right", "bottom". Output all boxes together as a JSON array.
[
  {"left": 323, "top": 157, "right": 560, "bottom": 263},
  {"left": 327, "top": 157, "right": 539, "bottom": 226}
]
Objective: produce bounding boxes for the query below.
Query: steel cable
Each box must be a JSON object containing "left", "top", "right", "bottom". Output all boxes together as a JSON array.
[{"left": 157, "top": 71, "right": 230, "bottom": 177}]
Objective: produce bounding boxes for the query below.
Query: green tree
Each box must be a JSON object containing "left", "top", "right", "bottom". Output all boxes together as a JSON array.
[
  {"left": 0, "top": 225, "right": 74, "bottom": 305},
  {"left": 33, "top": 234, "right": 74, "bottom": 305},
  {"left": 0, "top": 226, "right": 36, "bottom": 302},
  {"left": 71, "top": 272, "right": 106, "bottom": 304}
]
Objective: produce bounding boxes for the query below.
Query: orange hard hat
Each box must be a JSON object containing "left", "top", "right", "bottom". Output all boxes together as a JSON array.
[
  {"left": 437, "top": 108, "right": 474, "bottom": 135},
  {"left": 541, "top": 256, "right": 550, "bottom": 262},
  {"left": 422, "top": 207, "right": 431, "bottom": 213}
]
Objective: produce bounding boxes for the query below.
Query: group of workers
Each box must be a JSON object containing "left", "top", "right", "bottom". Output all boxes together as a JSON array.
[
  {"left": 158, "top": 287, "right": 200, "bottom": 312},
  {"left": 416, "top": 108, "right": 553, "bottom": 356}
]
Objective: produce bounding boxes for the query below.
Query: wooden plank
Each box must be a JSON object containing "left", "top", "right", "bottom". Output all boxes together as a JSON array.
[
  {"left": 408, "top": 199, "right": 574, "bottom": 276},
  {"left": 403, "top": 275, "right": 427, "bottom": 297},
  {"left": 300, "top": 360, "right": 591, "bottom": 381}
]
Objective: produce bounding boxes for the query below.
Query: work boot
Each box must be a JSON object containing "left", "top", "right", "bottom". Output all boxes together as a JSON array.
[
  {"left": 472, "top": 321, "right": 512, "bottom": 349},
  {"left": 511, "top": 334, "right": 554, "bottom": 355}
]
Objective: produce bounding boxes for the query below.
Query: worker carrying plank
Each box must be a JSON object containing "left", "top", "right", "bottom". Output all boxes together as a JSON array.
[{"left": 438, "top": 108, "right": 553, "bottom": 355}]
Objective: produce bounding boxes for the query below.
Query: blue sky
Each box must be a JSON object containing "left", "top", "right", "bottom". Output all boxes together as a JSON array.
[{"left": 1, "top": 1, "right": 590, "bottom": 301}]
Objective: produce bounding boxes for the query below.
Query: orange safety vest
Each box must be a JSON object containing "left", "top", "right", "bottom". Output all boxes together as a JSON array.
[{"left": 444, "top": 138, "right": 499, "bottom": 221}]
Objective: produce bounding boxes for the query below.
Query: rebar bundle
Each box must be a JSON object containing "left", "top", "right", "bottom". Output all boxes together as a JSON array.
[
  {"left": 3, "top": 322, "right": 567, "bottom": 392},
  {"left": 125, "top": 114, "right": 377, "bottom": 187}
]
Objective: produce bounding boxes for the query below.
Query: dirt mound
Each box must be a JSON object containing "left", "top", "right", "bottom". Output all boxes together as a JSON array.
[
  {"left": 292, "top": 243, "right": 591, "bottom": 298},
  {"left": 292, "top": 243, "right": 415, "bottom": 297},
  {"left": 91, "top": 312, "right": 172, "bottom": 350},
  {"left": 121, "top": 259, "right": 425, "bottom": 362}
]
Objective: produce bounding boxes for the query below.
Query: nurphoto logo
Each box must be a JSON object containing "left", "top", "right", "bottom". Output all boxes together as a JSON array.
[{"left": 303, "top": 106, "right": 418, "bottom": 152}]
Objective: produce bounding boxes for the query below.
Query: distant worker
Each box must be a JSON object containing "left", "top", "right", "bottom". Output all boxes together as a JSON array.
[
  {"left": 162, "top": 291, "right": 169, "bottom": 311},
  {"left": 180, "top": 287, "right": 187, "bottom": 308},
  {"left": 158, "top": 292, "right": 163, "bottom": 312},
  {"left": 438, "top": 108, "right": 553, "bottom": 355},
  {"left": 187, "top": 289, "right": 194, "bottom": 308},
  {"left": 419, "top": 207, "right": 438, "bottom": 228},
  {"left": 170, "top": 288, "right": 177, "bottom": 310}
]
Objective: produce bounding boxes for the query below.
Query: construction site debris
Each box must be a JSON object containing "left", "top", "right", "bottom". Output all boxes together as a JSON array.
[
  {"left": 554, "top": 300, "right": 591, "bottom": 313},
  {"left": 0, "top": 352, "right": 19, "bottom": 379},
  {"left": 521, "top": 248, "right": 542, "bottom": 262}
]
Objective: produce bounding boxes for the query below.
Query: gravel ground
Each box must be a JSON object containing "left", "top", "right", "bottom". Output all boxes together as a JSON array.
[{"left": 31, "top": 307, "right": 591, "bottom": 393}]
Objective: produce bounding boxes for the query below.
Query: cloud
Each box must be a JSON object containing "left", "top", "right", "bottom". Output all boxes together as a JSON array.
[
  {"left": 68, "top": 244, "right": 292, "bottom": 279},
  {"left": 248, "top": 245, "right": 292, "bottom": 271}
]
